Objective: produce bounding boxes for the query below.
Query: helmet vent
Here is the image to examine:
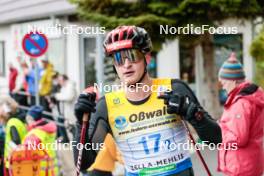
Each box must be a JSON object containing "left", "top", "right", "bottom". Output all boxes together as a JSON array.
[{"left": 123, "top": 31, "right": 127, "bottom": 40}]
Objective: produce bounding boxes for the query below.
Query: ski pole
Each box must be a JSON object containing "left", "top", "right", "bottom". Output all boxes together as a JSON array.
[
  {"left": 181, "top": 119, "right": 212, "bottom": 176},
  {"left": 158, "top": 92, "right": 212, "bottom": 176},
  {"left": 75, "top": 112, "right": 89, "bottom": 176},
  {"left": 75, "top": 87, "right": 97, "bottom": 176}
]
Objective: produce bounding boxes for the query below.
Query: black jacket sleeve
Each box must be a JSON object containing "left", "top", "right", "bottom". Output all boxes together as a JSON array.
[
  {"left": 73, "top": 96, "right": 112, "bottom": 170},
  {"left": 10, "top": 126, "right": 21, "bottom": 145},
  {"left": 171, "top": 79, "right": 222, "bottom": 144}
]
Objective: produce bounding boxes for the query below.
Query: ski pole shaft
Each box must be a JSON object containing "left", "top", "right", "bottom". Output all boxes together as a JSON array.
[
  {"left": 75, "top": 87, "right": 97, "bottom": 176},
  {"left": 157, "top": 92, "right": 212, "bottom": 175},
  {"left": 182, "top": 120, "right": 212, "bottom": 176},
  {"left": 75, "top": 113, "right": 89, "bottom": 176}
]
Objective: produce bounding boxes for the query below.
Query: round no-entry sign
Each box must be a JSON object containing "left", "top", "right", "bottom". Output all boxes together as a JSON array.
[{"left": 22, "top": 32, "right": 48, "bottom": 58}]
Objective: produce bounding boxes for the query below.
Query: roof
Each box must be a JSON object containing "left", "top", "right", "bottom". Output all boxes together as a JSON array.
[{"left": 0, "top": 0, "right": 76, "bottom": 24}]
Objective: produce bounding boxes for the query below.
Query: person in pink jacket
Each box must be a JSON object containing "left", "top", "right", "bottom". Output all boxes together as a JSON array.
[{"left": 217, "top": 52, "right": 264, "bottom": 176}]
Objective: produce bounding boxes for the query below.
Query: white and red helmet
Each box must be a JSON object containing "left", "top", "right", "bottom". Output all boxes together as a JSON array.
[{"left": 103, "top": 26, "right": 152, "bottom": 56}]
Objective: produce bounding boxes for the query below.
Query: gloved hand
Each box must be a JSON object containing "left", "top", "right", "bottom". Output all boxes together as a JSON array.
[
  {"left": 158, "top": 91, "right": 203, "bottom": 121},
  {"left": 74, "top": 92, "right": 97, "bottom": 124}
]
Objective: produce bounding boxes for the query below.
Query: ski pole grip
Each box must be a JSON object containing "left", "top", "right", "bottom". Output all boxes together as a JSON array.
[
  {"left": 83, "top": 113, "right": 89, "bottom": 122},
  {"left": 81, "top": 86, "right": 97, "bottom": 122}
]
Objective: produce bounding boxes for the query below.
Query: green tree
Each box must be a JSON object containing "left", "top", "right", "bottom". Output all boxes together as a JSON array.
[
  {"left": 250, "top": 27, "right": 264, "bottom": 88},
  {"left": 70, "top": 0, "right": 264, "bottom": 49},
  {"left": 250, "top": 27, "right": 264, "bottom": 61},
  {"left": 70, "top": 0, "right": 264, "bottom": 117}
]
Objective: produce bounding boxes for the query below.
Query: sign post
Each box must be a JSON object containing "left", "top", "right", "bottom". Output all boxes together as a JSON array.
[
  {"left": 22, "top": 32, "right": 48, "bottom": 106},
  {"left": 34, "top": 59, "right": 40, "bottom": 105}
]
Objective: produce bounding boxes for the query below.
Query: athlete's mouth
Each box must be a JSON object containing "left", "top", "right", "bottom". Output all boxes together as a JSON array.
[{"left": 123, "top": 71, "right": 135, "bottom": 77}]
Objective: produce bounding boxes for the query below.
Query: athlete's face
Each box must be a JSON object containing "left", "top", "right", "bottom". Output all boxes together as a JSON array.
[{"left": 113, "top": 49, "right": 146, "bottom": 85}]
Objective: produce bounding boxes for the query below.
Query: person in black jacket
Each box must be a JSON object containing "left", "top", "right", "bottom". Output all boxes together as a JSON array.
[{"left": 74, "top": 26, "right": 222, "bottom": 176}]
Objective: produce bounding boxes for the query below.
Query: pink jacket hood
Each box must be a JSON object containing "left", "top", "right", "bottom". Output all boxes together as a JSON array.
[
  {"left": 24, "top": 119, "right": 57, "bottom": 146},
  {"left": 27, "top": 119, "right": 57, "bottom": 134},
  {"left": 225, "top": 81, "right": 264, "bottom": 108}
]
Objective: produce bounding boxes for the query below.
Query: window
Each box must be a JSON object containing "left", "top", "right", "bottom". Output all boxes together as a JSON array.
[
  {"left": 214, "top": 34, "right": 243, "bottom": 69},
  {"left": 104, "top": 56, "right": 116, "bottom": 83},
  {"left": 46, "top": 38, "right": 65, "bottom": 73},
  {"left": 0, "top": 41, "right": 5, "bottom": 76},
  {"left": 83, "top": 38, "right": 96, "bottom": 86},
  {"left": 179, "top": 42, "right": 195, "bottom": 84}
]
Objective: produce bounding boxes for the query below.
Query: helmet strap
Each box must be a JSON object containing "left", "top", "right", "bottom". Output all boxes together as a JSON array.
[{"left": 135, "top": 67, "right": 147, "bottom": 84}]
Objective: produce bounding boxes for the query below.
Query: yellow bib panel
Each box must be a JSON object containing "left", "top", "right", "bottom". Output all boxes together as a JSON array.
[
  {"left": 4, "top": 118, "right": 27, "bottom": 168},
  {"left": 24, "top": 128, "right": 59, "bottom": 176},
  {"left": 105, "top": 78, "right": 192, "bottom": 176}
]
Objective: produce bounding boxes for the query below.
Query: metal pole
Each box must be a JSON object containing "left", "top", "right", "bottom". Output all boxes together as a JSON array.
[{"left": 33, "top": 59, "right": 40, "bottom": 106}]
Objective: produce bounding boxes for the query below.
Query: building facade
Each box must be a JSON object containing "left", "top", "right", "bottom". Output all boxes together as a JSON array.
[
  {"left": 0, "top": 0, "right": 106, "bottom": 95},
  {"left": 0, "top": 0, "right": 255, "bottom": 114}
]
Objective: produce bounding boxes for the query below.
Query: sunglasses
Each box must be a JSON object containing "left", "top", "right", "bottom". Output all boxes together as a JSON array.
[{"left": 112, "top": 49, "right": 145, "bottom": 66}]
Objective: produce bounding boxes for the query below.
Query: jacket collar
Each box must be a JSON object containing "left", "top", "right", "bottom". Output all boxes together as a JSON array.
[
  {"left": 27, "top": 119, "right": 46, "bottom": 131},
  {"left": 224, "top": 81, "right": 250, "bottom": 108},
  {"left": 27, "top": 118, "right": 56, "bottom": 133}
]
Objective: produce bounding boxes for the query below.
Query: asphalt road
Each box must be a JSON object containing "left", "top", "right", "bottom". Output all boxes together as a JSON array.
[{"left": 190, "top": 148, "right": 223, "bottom": 176}]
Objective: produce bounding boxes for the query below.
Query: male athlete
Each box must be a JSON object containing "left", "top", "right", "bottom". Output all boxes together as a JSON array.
[{"left": 74, "top": 26, "right": 222, "bottom": 176}]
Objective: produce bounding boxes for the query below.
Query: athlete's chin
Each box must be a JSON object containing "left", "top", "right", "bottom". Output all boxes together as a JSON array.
[{"left": 123, "top": 76, "right": 140, "bottom": 86}]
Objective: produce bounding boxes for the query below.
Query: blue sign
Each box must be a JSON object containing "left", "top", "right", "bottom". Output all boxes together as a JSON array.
[{"left": 22, "top": 32, "right": 48, "bottom": 58}]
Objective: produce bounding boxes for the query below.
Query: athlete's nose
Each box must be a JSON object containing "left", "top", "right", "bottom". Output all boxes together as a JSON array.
[{"left": 123, "top": 57, "right": 132, "bottom": 68}]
